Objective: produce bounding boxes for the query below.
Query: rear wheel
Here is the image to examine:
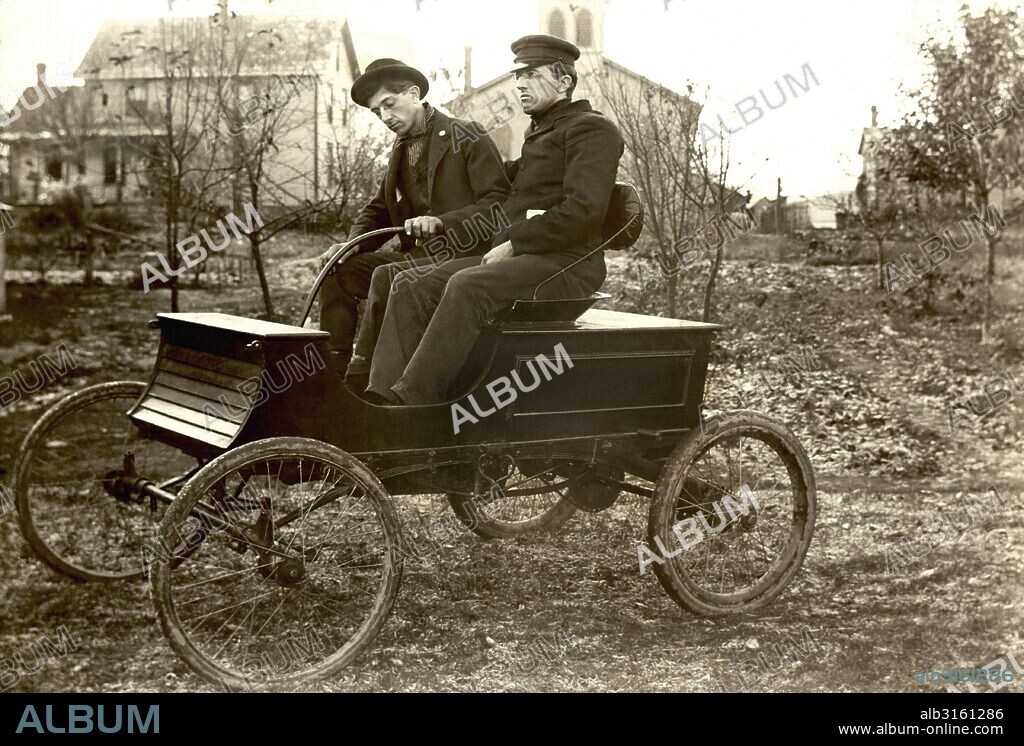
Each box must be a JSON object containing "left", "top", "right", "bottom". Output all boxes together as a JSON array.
[
  {"left": 152, "top": 438, "right": 403, "bottom": 689},
  {"left": 647, "top": 411, "right": 816, "bottom": 617},
  {"left": 446, "top": 456, "right": 580, "bottom": 539},
  {"left": 13, "top": 381, "right": 200, "bottom": 582}
]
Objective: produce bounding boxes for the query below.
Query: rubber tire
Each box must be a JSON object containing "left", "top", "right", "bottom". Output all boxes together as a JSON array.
[
  {"left": 152, "top": 437, "right": 403, "bottom": 688},
  {"left": 648, "top": 410, "right": 816, "bottom": 617}
]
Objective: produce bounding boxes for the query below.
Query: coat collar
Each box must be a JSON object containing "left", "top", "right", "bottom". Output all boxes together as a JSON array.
[{"left": 525, "top": 98, "right": 592, "bottom": 140}]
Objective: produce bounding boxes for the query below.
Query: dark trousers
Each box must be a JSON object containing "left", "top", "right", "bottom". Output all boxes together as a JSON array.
[
  {"left": 319, "top": 250, "right": 413, "bottom": 355},
  {"left": 367, "top": 253, "right": 606, "bottom": 404}
]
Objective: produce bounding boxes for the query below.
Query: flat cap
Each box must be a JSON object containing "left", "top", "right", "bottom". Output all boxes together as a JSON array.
[{"left": 509, "top": 34, "right": 581, "bottom": 73}]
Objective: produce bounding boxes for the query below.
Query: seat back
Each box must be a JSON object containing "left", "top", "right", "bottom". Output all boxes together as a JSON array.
[{"left": 601, "top": 183, "right": 644, "bottom": 251}]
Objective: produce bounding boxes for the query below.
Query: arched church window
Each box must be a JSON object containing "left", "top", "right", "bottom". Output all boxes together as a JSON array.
[
  {"left": 548, "top": 9, "right": 567, "bottom": 38},
  {"left": 576, "top": 8, "right": 594, "bottom": 47}
]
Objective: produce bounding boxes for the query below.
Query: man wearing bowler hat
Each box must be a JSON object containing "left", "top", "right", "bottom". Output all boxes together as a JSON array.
[
  {"left": 318, "top": 58, "right": 510, "bottom": 377},
  {"left": 364, "top": 35, "right": 625, "bottom": 404}
]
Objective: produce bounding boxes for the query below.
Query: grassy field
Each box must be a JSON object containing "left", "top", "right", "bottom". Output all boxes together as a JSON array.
[{"left": 0, "top": 230, "right": 1021, "bottom": 692}]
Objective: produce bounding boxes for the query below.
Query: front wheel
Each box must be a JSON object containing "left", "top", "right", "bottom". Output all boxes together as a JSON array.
[
  {"left": 647, "top": 411, "right": 816, "bottom": 617},
  {"left": 152, "top": 438, "right": 403, "bottom": 689}
]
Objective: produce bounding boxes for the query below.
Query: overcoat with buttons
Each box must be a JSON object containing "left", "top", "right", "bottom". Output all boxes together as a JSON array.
[{"left": 493, "top": 97, "right": 624, "bottom": 267}]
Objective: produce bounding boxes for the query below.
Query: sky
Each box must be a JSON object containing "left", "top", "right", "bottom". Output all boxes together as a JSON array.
[{"left": 0, "top": 0, "right": 1018, "bottom": 200}]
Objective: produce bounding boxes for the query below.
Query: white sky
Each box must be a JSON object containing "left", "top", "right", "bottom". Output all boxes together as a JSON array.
[{"left": 0, "top": 0, "right": 1018, "bottom": 199}]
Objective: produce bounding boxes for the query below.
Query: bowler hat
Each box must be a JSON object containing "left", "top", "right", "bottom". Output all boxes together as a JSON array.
[
  {"left": 509, "top": 34, "right": 580, "bottom": 74},
  {"left": 352, "top": 58, "right": 430, "bottom": 108}
]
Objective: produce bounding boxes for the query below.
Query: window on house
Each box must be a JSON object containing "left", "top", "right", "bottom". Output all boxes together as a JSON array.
[
  {"left": 103, "top": 146, "right": 118, "bottom": 185},
  {"left": 576, "top": 9, "right": 594, "bottom": 47},
  {"left": 125, "top": 85, "right": 141, "bottom": 111},
  {"left": 46, "top": 158, "right": 62, "bottom": 180},
  {"left": 548, "top": 9, "right": 566, "bottom": 38},
  {"left": 101, "top": 93, "right": 109, "bottom": 107}
]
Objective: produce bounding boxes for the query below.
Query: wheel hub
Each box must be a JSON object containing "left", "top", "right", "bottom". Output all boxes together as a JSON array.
[
  {"left": 565, "top": 470, "right": 623, "bottom": 513},
  {"left": 102, "top": 451, "right": 155, "bottom": 504},
  {"left": 270, "top": 557, "right": 306, "bottom": 587}
]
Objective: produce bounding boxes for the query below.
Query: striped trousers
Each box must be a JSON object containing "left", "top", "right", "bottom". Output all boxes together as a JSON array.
[
  {"left": 319, "top": 249, "right": 411, "bottom": 355},
  {"left": 352, "top": 255, "right": 438, "bottom": 361}
]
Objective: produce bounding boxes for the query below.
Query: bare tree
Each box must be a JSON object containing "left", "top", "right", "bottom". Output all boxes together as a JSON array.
[
  {"left": 592, "top": 68, "right": 698, "bottom": 317},
  {"left": 35, "top": 81, "right": 96, "bottom": 182},
  {"left": 206, "top": 16, "right": 386, "bottom": 318},
  {"left": 856, "top": 179, "right": 902, "bottom": 291},
  {"left": 693, "top": 133, "right": 739, "bottom": 323},
  {"left": 592, "top": 66, "right": 740, "bottom": 322},
  {"left": 91, "top": 10, "right": 384, "bottom": 316},
  {"left": 106, "top": 17, "right": 241, "bottom": 311},
  {"left": 820, "top": 169, "right": 903, "bottom": 290},
  {"left": 15, "top": 78, "right": 105, "bottom": 285}
]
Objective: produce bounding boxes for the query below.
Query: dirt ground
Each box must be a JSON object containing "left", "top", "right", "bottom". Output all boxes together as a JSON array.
[{"left": 0, "top": 232, "right": 1021, "bottom": 692}]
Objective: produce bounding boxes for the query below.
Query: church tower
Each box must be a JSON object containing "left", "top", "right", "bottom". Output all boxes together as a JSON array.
[
  {"left": 538, "top": 0, "right": 606, "bottom": 102},
  {"left": 539, "top": 0, "right": 605, "bottom": 54}
]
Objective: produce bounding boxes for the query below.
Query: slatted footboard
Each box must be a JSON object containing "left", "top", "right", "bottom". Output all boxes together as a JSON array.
[{"left": 130, "top": 313, "right": 331, "bottom": 457}]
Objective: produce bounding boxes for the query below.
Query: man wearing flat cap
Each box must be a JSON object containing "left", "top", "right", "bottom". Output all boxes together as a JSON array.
[
  {"left": 318, "top": 58, "right": 510, "bottom": 377},
  {"left": 365, "top": 34, "right": 625, "bottom": 405}
]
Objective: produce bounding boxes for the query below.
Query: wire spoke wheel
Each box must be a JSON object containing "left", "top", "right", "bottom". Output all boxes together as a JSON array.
[
  {"left": 446, "top": 456, "right": 580, "bottom": 539},
  {"left": 648, "top": 411, "right": 816, "bottom": 616},
  {"left": 13, "top": 381, "right": 200, "bottom": 582},
  {"left": 152, "top": 438, "right": 402, "bottom": 689}
]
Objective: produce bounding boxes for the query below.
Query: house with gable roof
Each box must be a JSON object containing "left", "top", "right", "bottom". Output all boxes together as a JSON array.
[{"left": 1, "top": 13, "right": 365, "bottom": 209}]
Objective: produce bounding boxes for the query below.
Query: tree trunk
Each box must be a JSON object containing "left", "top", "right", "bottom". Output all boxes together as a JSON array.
[
  {"left": 249, "top": 236, "right": 275, "bottom": 319},
  {"left": 167, "top": 177, "right": 180, "bottom": 312},
  {"left": 83, "top": 233, "right": 94, "bottom": 288},
  {"left": 982, "top": 233, "right": 997, "bottom": 343},
  {"left": 168, "top": 213, "right": 179, "bottom": 313},
  {"left": 702, "top": 244, "right": 724, "bottom": 322},
  {"left": 667, "top": 273, "right": 677, "bottom": 318},
  {"left": 875, "top": 236, "right": 885, "bottom": 291}
]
